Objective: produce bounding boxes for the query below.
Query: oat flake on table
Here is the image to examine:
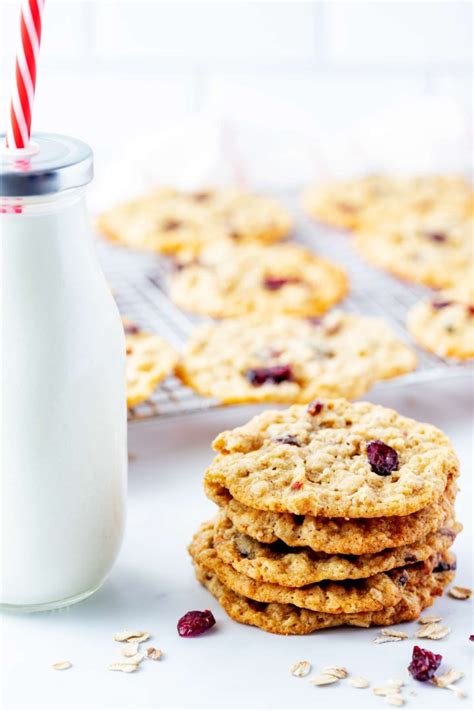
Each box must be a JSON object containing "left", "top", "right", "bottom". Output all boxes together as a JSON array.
[
  {"left": 52, "top": 660, "right": 72, "bottom": 671},
  {"left": 290, "top": 660, "right": 311, "bottom": 677}
]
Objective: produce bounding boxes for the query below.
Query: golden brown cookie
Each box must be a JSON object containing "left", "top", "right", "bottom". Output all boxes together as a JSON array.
[
  {"left": 169, "top": 243, "right": 348, "bottom": 318},
  {"left": 193, "top": 554, "right": 455, "bottom": 635},
  {"left": 190, "top": 519, "right": 419, "bottom": 613},
  {"left": 124, "top": 319, "right": 178, "bottom": 408},
  {"left": 222, "top": 478, "right": 458, "bottom": 554},
  {"left": 303, "top": 175, "right": 399, "bottom": 230},
  {"left": 407, "top": 282, "right": 474, "bottom": 360},
  {"left": 177, "top": 311, "right": 416, "bottom": 403},
  {"left": 303, "top": 175, "right": 473, "bottom": 231},
  {"left": 204, "top": 400, "right": 459, "bottom": 518},
  {"left": 354, "top": 214, "right": 473, "bottom": 288},
  {"left": 97, "top": 187, "right": 291, "bottom": 257},
  {"left": 211, "top": 512, "right": 460, "bottom": 586}
]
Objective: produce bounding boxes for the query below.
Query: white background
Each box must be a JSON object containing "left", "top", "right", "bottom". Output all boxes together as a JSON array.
[
  {"left": 0, "top": 0, "right": 472, "bottom": 193},
  {"left": 1, "top": 3, "right": 473, "bottom": 710}
]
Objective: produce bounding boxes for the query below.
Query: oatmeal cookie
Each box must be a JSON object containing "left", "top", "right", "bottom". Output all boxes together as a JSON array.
[
  {"left": 303, "top": 175, "right": 399, "bottom": 230},
  {"left": 169, "top": 243, "right": 348, "bottom": 318},
  {"left": 193, "top": 554, "right": 455, "bottom": 635},
  {"left": 190, "top": 520, "right": 413, "bottom": 613},
  {"left": 354, "top": 214, "right": 473, "bottom": 288},
  {"left": 204, "top": 400, "right": 459, "bottom": 518},
  {"left": 124, "top": 319, "right": 178, "bottom": 408},
  {"left": 303, "top": 175, "right": 473, "bottom": 231},
  {"left": 407, "top": 283, "right": 474, "bottom": 360},
  {"left": 222, "top": 478, "right": 457, "bottom": 554},
  {"left": 177, "top": 311, "right": 416, "bottom": 403},
  {"left": 97, "top": 187, "right": 291, "bottom": 257},
  {"left": 211, "top": 512, "right": 460, "bottom": 586}
]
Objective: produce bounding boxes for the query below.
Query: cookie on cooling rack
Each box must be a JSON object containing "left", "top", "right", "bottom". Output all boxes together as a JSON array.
[
  {"left": 123, "top": 319, "right": 178, "bottom": 408},
  {"left": 97, "top": 187, "right": 292, "bottom": 257},
  {"left": 354, "top": 214, "right": 473, "bottom": 288},
  {"left": 169, "top": 243, "right": 348, "bottom": 318},
  {"left": 176, "top": 311, "right": 416, "bottom": 403},
  {"left": 407, "top": 283, "right": 474, "bottom": 360},
  {"left": 303, "top": 175, "right": 398, "bottom": 230},
  {"left": 303, "top": 175, "right": 473, "bottom": 231}
]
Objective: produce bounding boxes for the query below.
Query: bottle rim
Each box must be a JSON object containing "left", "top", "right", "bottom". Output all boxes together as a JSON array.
[{"left": 0, "top": 133, "right": 93, "bottom": 198}]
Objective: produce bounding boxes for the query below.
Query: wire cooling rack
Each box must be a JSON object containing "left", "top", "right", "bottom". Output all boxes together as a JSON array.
[{"left": 97, "top": 190, "right": 471, "bottom": 424}]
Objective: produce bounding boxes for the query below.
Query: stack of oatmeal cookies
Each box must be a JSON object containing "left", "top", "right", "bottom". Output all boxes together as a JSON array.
[{"left": 189, "top": 398, "right": 461, "bottom": 635}]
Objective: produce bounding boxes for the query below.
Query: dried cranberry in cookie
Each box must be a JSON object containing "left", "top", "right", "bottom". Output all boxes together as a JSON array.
[
  {"left": 307, "top": 400, "right": 324, "bottom": 416},
  {"left": 263, "top": 276, "right": 301, "bottom": 291},
  {"left": 366, "top": 440, "right": 399, "bottom": 476},
  {"left": 273, "top": 434, "right": 300, "bottom": 446},
  {"left": 245, "top": 364, "right": 294, "bottom": 387}
]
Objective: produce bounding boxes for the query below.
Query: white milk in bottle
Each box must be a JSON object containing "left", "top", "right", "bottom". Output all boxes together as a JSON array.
[{"left": 1, "top": 134, "right": 127, "bottom": 611}]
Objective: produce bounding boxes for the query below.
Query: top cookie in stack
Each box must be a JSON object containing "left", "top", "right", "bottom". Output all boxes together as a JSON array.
[{"left": 190, "top": 398, "right": 461, "bottom": 635}]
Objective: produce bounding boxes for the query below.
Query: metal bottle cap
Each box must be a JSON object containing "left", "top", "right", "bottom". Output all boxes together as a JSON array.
[{"left": 0, "top": 132, "right": 93, "bottom": 197}]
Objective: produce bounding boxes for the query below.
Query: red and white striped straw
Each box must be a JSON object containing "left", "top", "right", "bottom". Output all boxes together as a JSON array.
[{"left": 6, "top": 0, "right": 45, "bottom": 150}]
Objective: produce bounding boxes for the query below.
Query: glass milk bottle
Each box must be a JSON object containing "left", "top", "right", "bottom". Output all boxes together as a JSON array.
[{"left": 1, "top": 133, "right": 127, "bottom": 611}]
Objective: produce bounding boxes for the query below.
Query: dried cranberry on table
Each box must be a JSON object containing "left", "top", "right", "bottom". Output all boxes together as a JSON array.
[
  {"left": 366, "top": 440, "right": 399, "bottom": 476},
  {"left": 177, "top": 609, "right": 216, "bottom": 637},
  {"left": 408, "top": 645, "right": 442, "bottom": 681}
]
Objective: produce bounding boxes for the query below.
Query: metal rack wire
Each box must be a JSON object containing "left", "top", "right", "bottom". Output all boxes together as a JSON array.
[{"left": 98, "top": 190, "right": 471, "bottom": 424}]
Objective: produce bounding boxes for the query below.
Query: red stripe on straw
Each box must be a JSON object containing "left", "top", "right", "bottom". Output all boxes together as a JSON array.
[
  {"left": 30, "top": 0, "right": 43, "bottom": 38},
  {"left": 6, "top": 0, "right": 45, "bottom": 150},
  {"left": 9, "top": 108, "right": 24, "bottom": 149},
  {"left": 21, "top": 16, "right": 37, "bottom": 86}
]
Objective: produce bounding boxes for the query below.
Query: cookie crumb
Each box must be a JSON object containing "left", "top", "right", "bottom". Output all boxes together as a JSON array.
[
  {"left": 52, "top": 661, "right": 72, "bottom": 671},
  {"left": 290, "top": 660, "right": 311, "bottom": 677},
  {"left": 146, "top": 647, "right": 162, "bottom": 661},
  {"left": 448, "top": 586, "right": 472, "bottom": 600}
]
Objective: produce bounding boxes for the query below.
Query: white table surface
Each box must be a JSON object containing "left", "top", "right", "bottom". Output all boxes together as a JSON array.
[{"left": 2, "top": 376, "right": 473, "bottom": 711}]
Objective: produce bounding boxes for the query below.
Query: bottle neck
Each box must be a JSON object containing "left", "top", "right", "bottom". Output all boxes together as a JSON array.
[{"left": 0, "top": 186, "right": 88, "bottom": 216}]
